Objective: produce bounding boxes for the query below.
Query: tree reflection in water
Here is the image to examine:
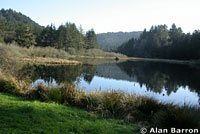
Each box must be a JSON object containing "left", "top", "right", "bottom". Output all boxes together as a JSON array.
[{"left": 18, "top": 61, "right": 200, "bottom": 105}]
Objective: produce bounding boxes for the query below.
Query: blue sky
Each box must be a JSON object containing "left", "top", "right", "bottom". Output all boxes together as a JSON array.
[{"left": 1, "top": 0, "right": 200, "bottom": 33}]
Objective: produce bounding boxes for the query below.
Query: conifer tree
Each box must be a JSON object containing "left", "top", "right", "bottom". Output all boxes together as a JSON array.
[
  {"left": 36, "top": 24, "right": 56, "bottom": 47},
  {"left": 86, "top": 29, "right": 98, "bottom": 49},
  {"left": 16, "top": 25, "right": 35, "bottom": 47},
  {"left": 0, "top": 15, "right": 5, "bottom": 42}
]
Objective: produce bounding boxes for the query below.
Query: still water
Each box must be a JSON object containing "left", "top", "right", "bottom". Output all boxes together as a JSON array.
[{"left": 24, "top": 61, "right": 200, "bottom": 107}]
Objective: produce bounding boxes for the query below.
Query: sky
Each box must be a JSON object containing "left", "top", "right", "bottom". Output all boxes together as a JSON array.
[{"left": 1, "top": 0, "right": 200, "bottom": 33}]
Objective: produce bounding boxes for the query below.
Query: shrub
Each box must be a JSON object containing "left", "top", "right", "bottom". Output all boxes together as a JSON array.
[
  {"left": 101, "top": 90, "right": 127, "bottom": 117},
  {"left": 28, "top": 84, "right": 48, "bottom": 101},
  {"left": 60, "top": 83, "right": 78, "bottom": 105},
  {"left": 133, "top": 97, "right": 163, "bottom": 122},
  {"left": 28, "top": 46, "right": 69, "bottom": 59},
  {"left": 47, "top": 87, "right": 62, "bottom": 103},
  {"left": 152, "top": 106, "right": 200, "bottom": 129},
  {"left": 0, "top": 75, "right": 20, "bottom": 95},
  {"left": 86, "top": 91, "right": 103, "bottom": 111}
]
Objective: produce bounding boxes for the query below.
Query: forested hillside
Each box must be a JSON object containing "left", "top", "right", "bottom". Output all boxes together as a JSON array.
[
  {"left": 0, "top": 9, "right": 98, "bottom": 50},
  {"left": 97, "top": 31, "right": 142, "bottom": 51},
  {"left": 0, "top": 9, "right": 43, "bottom": 43},
  {"left": 118, "top": 24, "right": 200, "bottom": 60},
  {"left": 0, "top": 9, "right": 42, "bottom": 33}
]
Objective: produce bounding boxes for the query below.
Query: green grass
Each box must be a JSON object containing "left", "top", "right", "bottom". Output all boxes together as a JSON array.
[{"left": 0, "top": 93, "right": 140, "bottom": 134}]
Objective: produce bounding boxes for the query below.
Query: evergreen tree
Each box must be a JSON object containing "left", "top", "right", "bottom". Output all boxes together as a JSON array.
[
  {"left": 16, "top": 25, "right": 35, "bottom": 47},
  {"left": 4, "top": 31, "right": 16, "bottom": 43},
  {"left": 65, "top": 23, "right": 80, "bottom": 49},
  {"left": 36, "top": 24, "right": 56, "bottom": 47},
  {"left": 0, "top": 15, "right": 5, "bottom": 42},
  {"left": 0, "top": 9, "right": 42, "bottom": 44},
  {"left": 56, "top": 25, "right": 67, "bottom": 49},
  {"left": 117, "top": 24, "right": 197, "bottom": 60},
  {"left": 191, "top": 30, "right": 200, "bottom": 59},
  {"left": 169, "top": 23, "right": 183, "bottom": 45},
  {"left": 86, "top": 29, "right": 98, "bottom": 49},
  {"left": 55, "top": 23, "right": 88, "bottom": 50},
  {"left": 78, "top": 25, "right": 87, "bottom": 49}
]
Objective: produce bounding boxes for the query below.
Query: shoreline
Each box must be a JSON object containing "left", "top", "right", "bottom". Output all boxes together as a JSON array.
[
  {"left": 128, "top": 57, "right": 192, "bottom": 64},
  {"left": 19, "top": 56, "right": 200, "bottom": 68},
  {"left": 69, "top": 55, "right": 200, "bottom": 66},
  {"left": 21, "top": 57, "right": 81, "bottom": 65}
]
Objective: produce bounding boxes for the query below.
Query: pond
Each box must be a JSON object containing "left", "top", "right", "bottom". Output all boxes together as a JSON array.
[{"left": 20, "top": 61, "right": 200, "bottom": 107}]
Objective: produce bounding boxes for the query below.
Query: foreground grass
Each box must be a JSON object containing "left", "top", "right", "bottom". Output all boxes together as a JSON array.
[{"left": 0, "top": 93, "right": 139, "bottom": 134}]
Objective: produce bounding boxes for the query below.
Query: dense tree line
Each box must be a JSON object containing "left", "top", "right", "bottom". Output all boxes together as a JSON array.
[
  {"left": 0, "top": 9, "right": 98, "bottom": 50},
  {"left": 118, "top": 24, "right": 200, "bottom": 60},
  {"left": 36, "top": 24, "right": 98, "bottom": 50}
]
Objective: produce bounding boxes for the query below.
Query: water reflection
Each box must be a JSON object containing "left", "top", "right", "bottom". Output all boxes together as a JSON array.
[
  {"left": 19, "top": 61, "right": 200, "bottom": 106},
  {"left": 18, "top": 64, "right": 96, "bottom": 84}
]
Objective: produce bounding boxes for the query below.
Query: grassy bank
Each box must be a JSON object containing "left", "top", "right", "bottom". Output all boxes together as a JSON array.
[
  {"left": 0, "top": 43, "right": 69, "bottom": 60},
  {"left": 0, "top": 43, "right": 71, "bottom": 73},
  {"left": 0, "top": 71, "right": 200, "bottom": 129},
  {"left": 0, "top": 43, "right": 128, "bottom": 68},
  {"left": 0, "top": 93, "right": 139, "bottom": 134},
  {"left": 0, "top": 43, "right": 126, "bottom": 62}
]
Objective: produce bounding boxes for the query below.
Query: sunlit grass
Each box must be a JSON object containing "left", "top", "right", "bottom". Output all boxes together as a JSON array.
[{"left": 0, "top": 93, "right": 139, "bottom": 134}]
